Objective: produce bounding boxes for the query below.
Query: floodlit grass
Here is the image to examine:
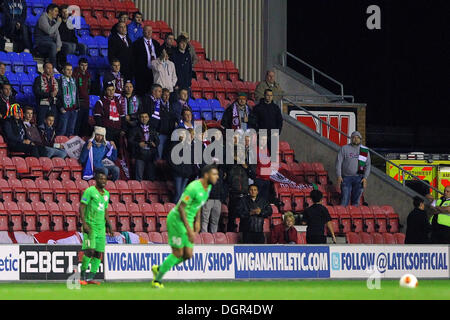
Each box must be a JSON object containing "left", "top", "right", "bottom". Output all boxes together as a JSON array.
[{"left": 0, "top": 279, "right": 448, "bottom": 300}]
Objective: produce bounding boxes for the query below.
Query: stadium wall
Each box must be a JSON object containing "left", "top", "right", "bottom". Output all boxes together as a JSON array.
[
  {"left": 134, "top": 0, "right": 265, "bottom": 82},
  {"left": 1, "top": 245, "right": 448, "bottom": 281},
  {"left": 280, "top": 114, "right": 423, "bottom": 228}
]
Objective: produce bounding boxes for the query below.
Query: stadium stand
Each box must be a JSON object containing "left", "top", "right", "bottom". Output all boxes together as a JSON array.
[{"left": 0, "top": 0, "right": 408, "bottom": 246}]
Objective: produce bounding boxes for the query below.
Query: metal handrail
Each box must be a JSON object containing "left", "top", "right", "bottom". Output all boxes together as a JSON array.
[
  {"left": 284, "top": 93, "right": 355, "bottom": 104},
  {"left": 283, "top": 97, "right": 445, "bottom": 197},
  {"left": 281, "top": 51, "right": 345, "bottom": 99}
]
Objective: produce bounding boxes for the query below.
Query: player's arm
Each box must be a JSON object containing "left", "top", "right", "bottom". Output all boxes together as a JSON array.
[
  {"left": 104, "top": 207, "right": 114, "bottom": 236},
  {"left": 79, "top": 203, "right": 90, "bottom": 234},
  {"left": 179, "top": 202, "right": 195, "bottom": 241},
  {"left": 194, "top": 208, "right": 201, "bottom": 233}
]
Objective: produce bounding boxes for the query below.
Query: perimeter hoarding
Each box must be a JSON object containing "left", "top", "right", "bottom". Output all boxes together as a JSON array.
[{"left": 330, "top": 245, "right": 449, "bottom": 279}]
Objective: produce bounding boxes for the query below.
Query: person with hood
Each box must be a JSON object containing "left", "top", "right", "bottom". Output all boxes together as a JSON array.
[
  {"left": 127, "top": 11, "right": 143, "bottom": 43},
  {"left": 79, "top": 126, "right": 119, "bottom": 181},
  {"left": 335, "top": 131, "right": 371, "bottom": 207},
  {"left": 238, "top": 184, "right": 273, "bottom": 244},
  {"left": 3, "top": 104, "right": 40, "bottom": 157},
  {"left": 221, "top": 92, "right": 257, "bottom": 131},
  {"left": 127, "top": 111, "right": 159, "bottom": 182},
  {"left": 1, "top": 0, "right": 32, "bottom": 53}
]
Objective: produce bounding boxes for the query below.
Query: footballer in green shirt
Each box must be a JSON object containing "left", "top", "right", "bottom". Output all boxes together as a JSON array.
[
  {"left": 152, "top": 164, "right": 219, "bottom": 288},
  {"left": 79, "top": 169, "right": 114, "bottom": 285}
]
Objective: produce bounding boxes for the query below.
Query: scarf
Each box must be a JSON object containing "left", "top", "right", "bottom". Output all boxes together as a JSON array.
[
  {"left": 62, "top": 76, "right": 77, "bottom": 109},
  {"left": 357, "top": 145, "right": 369, "bottom": 175},
  {"left": 124, "top": 95, "right": 140, "bottom": 115},
  {"left": 112, "top": 72, "right": 123, "bottom": 93},
  {"left": 82, "top": 138, "right": 114, "bottom": 180},
  {"left": 107, "top": 97, "right": 120, "bottom": 122},
  {"left": 40, "top": 75, "right": 57, "bottom": 106},
  {"left": 231, "top": 103, "right": 249, "bottom": 129},
  {"left": 150, "top": 95, "right": 161, "bottom": 120}
]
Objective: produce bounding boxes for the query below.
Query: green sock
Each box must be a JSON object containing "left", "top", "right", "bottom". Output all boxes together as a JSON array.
[
  {"left": 81, "top": 255, "right": 91, "bottom": 273},
  {"left": 156, "top": 254, "right": 183, "bottom": 282},
  {"left": 89, "top": 257, "right": 102, "bottom": 275}
]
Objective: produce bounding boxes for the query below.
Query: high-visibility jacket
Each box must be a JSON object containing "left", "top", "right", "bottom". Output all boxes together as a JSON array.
[{"left": 431, "top": 198, "right": 450, "bottom": 227}]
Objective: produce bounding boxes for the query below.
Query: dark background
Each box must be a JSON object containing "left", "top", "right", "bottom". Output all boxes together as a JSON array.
[{"left": 287, "top": 0, "right": 450, "bottom": 152}]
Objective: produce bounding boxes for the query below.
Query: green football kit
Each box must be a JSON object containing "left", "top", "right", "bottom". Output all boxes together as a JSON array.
[
  {"left": 167, "top": 180, "right": 212, "bottom": 248},
  {"left": 81, "top": 186, "right": 110, "bottom": 253}
]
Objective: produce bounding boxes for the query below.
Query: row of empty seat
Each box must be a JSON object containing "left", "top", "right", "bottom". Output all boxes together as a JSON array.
[{"left": 346, "top": 232, "right": 405, "bottom": 245}]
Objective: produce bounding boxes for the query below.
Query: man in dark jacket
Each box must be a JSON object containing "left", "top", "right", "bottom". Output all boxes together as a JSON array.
[
  {"left": 221, "top": 92, "right": 257, "bottom": 131},
  {"left": 225, "top": 149, "right": 256, "bottom": 232},
  {"left": 33, "top": 62, "right": 58, "bottom": 126},
  {"left": 73, "top": 57, "right": 91, "bottom": 137},
  {"left": 405, "top": 196, "right": 431, "bottom": 244},
  {"left": 161, "top": 33, "right": 176, "bottom": 58},
  {"left": 1, "top": 0, "right": 32, "bottom": 52},
  {"left": 127, "top": 111, "right": 159, "bottom": 181},
  {"left": 303, "top": 190, "right": 337, "bottom": 244},
  {"left": 157, "top": 88, "right": 178, "bottom": 160},
  {"left": 201, "top": 165, "right": 227, "bottom": 233},
  {"left": 3, "top": 104, "right": 40, "bottom": 157},
  {"left": 139, "top": 84, "right": 163, "bottom": 131},
  {"left": 0, "top": 83, "right": 16, "bottom": 120},
  {"left": 253, "top": 88, "right": 283, "bottom": 135},
  {"left": 170, "top": 35, "right": 192, "bottom": 93},
  {"left": 58, "top": 5, "right": 87, "bottom": 61},
  {"left": 239, "top": 184, "right": 273, "bottom": 244},
  {"left": 108, "top": 22, "right": 133, "bottom": 81},
  {"left": 132, "top": 25, "right": 162, "bottom": 95}
]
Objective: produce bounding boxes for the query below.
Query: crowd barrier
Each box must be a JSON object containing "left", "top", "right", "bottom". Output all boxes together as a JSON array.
[{"left": 0, "top": 244, "right": 448, "bottom": 281}]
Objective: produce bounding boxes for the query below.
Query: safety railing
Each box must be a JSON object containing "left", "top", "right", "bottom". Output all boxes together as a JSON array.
[
  {"left": 283, "top": 93, "right": 355, "bottom": 104},
  {"left": 283, "top": 97, "right": 444, "bottom": 198},
  {"left": 281, "top": 51, "right": 345, "bottom": 100}
]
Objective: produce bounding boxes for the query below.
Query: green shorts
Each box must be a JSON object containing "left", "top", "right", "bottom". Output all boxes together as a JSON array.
[
  {"left": 82, "top": 231, "right": 106, "bottom": 253},
  {"left": 167, "top": 214, "right": 194, "bottom": 249}
]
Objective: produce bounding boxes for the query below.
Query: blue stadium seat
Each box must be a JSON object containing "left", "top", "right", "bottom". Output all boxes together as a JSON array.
[
  {"left": 84, "top": 37, "right": 99, "bottom": 57},
  {"left": 25, "top": 12, "right": 39, "bottom": 28},
  {"left": 209, "top": 100, "right": 225, "bottom": 120},
  {"left": 89, "top": 95, "right": 100, "bottom": 107},
  {"left": 17, "top": 72, "right": 32, "bottom": 92},
  {"left": 95, "top": 36, "right": 108, "bottom": 57},
  {"left": 66, "top": 54, "right": 79, "bottom": 67},
  {"left": 197, "top": 99, "right": 212, "bottom": 120},
  {"left": 15, "top": 93, "right": 27, "bottom": 105},
  {"left": 28, "top": 72, "right": 39, "bottom": 83},
  {"left": 6, "top": 72, "right": 19, "bottom": 90},
  {"left": 20, "top": 52, "right": 37, "bottom": 74},
  {"left": 54, "top": 73, "right": 62, "bottom": 79},
  {"left": 7, "top": 53, "right": 24, "bottom": 73}
]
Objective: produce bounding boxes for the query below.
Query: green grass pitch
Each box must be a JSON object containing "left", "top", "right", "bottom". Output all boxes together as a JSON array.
[{"left": 0, "top": 280, "right": 448, "bottom": 300}]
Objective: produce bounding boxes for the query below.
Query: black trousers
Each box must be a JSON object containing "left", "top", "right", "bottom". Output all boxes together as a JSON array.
[
  {"left": 75, "top": 107, "right": 91, "bottom": 137},
  {"left": 243, "top": 232, "right": 265, "bottom": 244},
  {"left": 106, "top": 127, "right": 122, "bottom": 152},
  {"left": 10, "top": 143, "right": 40, "bottom": 158},
  {"left": 227, "top": 193, "right": 245, "bottom": 232},
  {"left": 306, "top": 235, "right": 327, "bottom": 244}
]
